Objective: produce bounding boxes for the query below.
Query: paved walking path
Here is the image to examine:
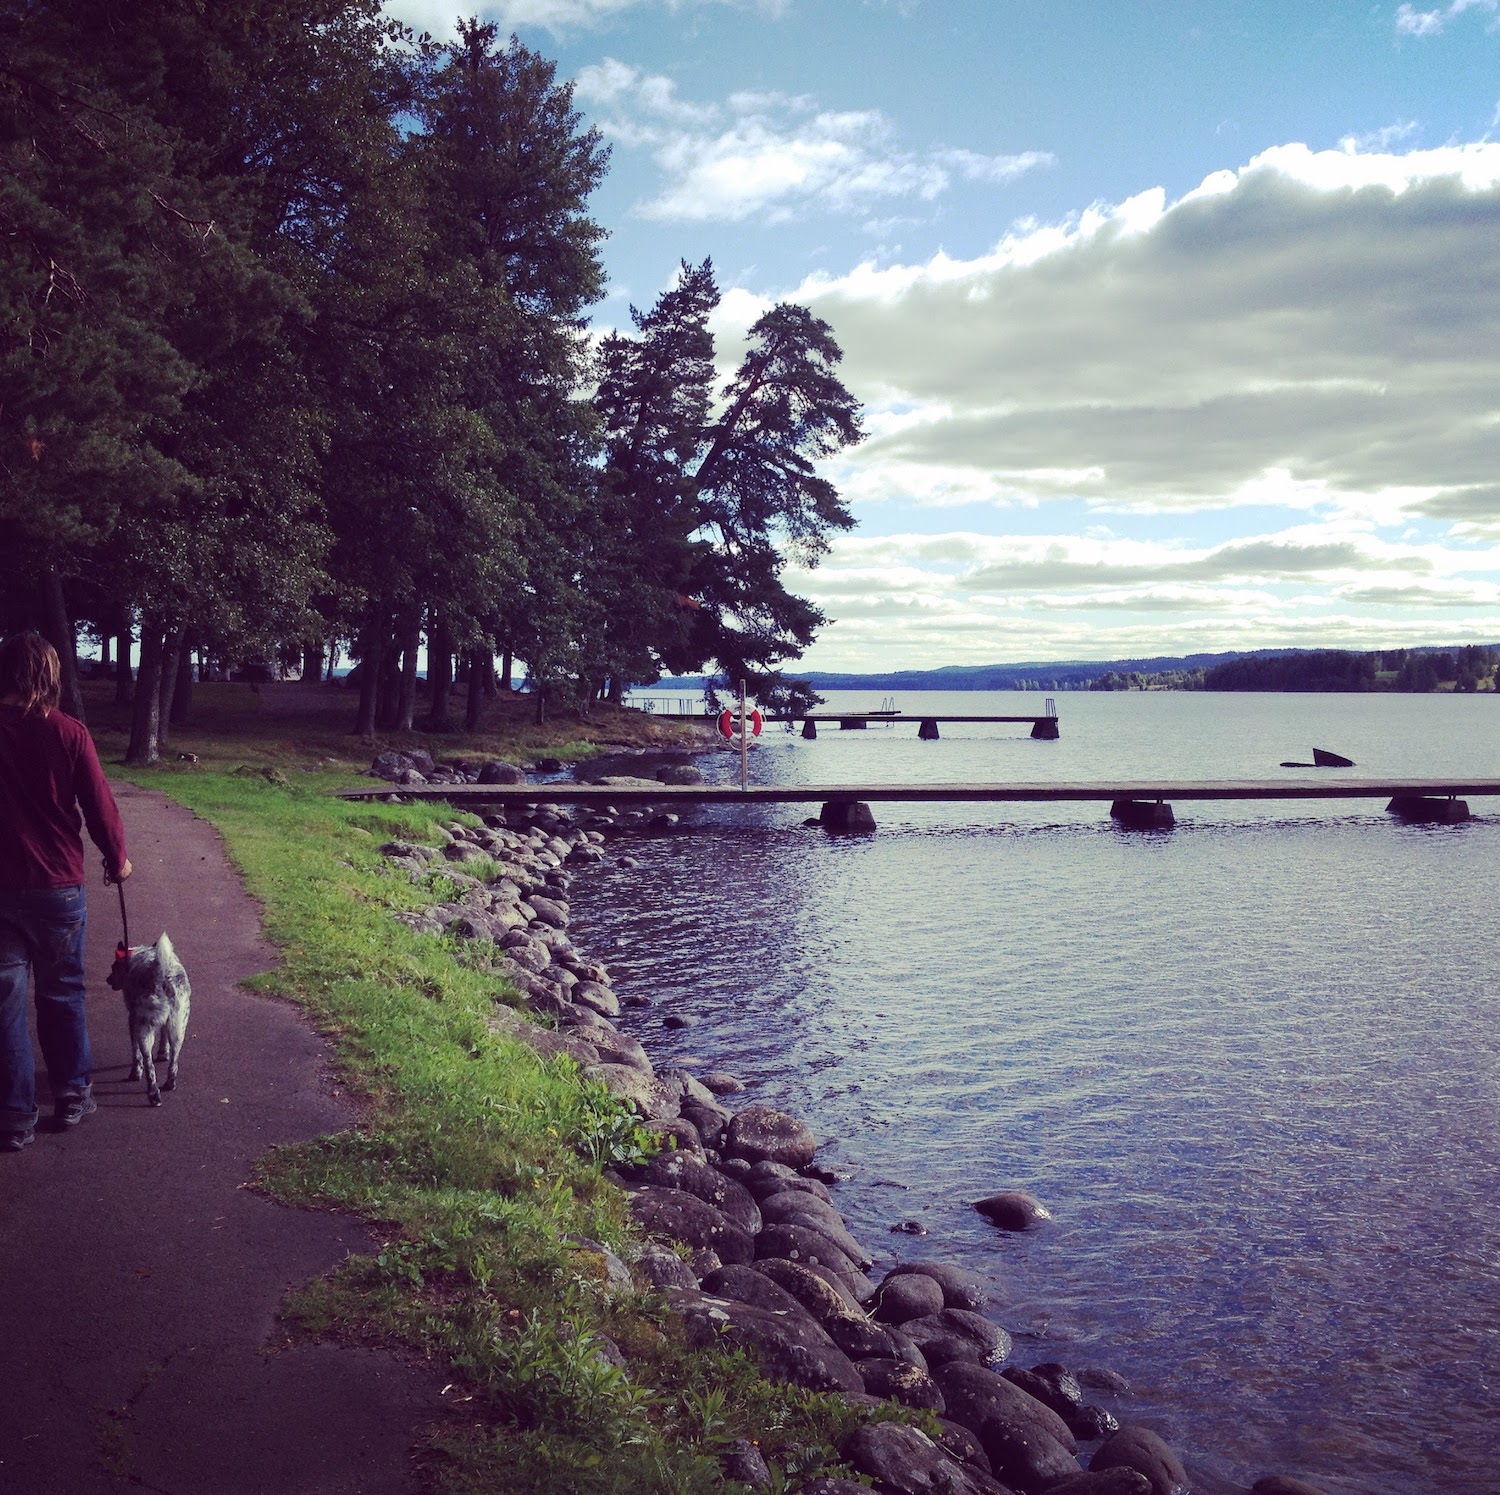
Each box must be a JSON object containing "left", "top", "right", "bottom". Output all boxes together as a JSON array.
[{"left": 0, "top": 783, "right": 443, "bottom": 1493}]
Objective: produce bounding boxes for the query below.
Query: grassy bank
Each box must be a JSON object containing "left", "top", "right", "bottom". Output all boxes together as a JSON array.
[{"left": 96, "top": 684, "right": 873, "bottom": 1494}]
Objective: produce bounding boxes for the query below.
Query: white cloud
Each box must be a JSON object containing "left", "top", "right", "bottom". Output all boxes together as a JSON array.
[
  {"left": 574, "top": 62, "right": 1051, "bottom": 223},
  {"left": 788, "top": 141, "right": 1500, "bottom": 532},
  {"left": 1394, "top": 0, "right": 1495, "bottom": 36}
]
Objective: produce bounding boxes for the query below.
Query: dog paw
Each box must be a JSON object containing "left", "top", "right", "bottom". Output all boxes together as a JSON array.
[{"left": 147, "top": 1087, "right": 162, "bottom": 1106}]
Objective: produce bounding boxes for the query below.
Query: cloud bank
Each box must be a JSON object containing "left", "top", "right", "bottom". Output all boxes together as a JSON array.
[
  {"left": 752, "top": 143, "right": 1500, "bottom": 666},
  {"left": 575, "top": 60, "right": 1051, "bottom": 223}
]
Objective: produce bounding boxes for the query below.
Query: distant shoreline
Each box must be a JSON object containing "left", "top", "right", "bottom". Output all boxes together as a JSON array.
[{"left": 646, "top": 642, "right": 1500, "bottom": 696}]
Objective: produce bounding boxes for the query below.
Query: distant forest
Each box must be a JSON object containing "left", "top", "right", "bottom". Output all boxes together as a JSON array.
[
  {"left": 656, "top": 644, "right": 1500, "bottom": 695},
  {"left": 1105, "top": 645, "right": 1498, "bottom": 693}
]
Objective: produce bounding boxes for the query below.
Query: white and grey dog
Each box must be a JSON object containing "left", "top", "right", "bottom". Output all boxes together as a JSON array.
[{"left": 107, "top": 933, "right": 191, "bottom": 1106}]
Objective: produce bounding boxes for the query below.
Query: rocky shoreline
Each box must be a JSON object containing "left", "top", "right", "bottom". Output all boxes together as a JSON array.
[{"left": 370, "top": 748, "right": 1329, "bottom": 1495}]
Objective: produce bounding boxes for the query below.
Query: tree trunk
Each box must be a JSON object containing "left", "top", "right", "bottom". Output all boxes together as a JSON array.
[
  {"left": 40, "top": 570, "right": 86, "bottom": 723},
  {"left": 425, "top": 611, "right": 454, "bottom": 732},
  {"left": 464, "top": 649, "right": 486, "bottom": 732},
  {"left": 156, "top": 631, "right": 183, "bottom": 749},
  {"left": 171, "top": 642, "right": 194, "bottom": 727},
  {"left": 302, "top": 642, "right": 324, "bottom": 686},
  {"left": 500, "top": 648, "right": 513, "bottom": 692},
  {"left": 533, "top": 679, "right": 547, "bottom": 725},
  {"left": 395, "top": 611, "right": 421, "bottom": 732},
  {"left": 114, "top": 611, "right": 134, "bottom": 704},
  {"left": 355, "top": 604, "right": 386, "bottom": 740},
  {"left": 99, "top": 634, "right": 112, "bottom": 671},
  {"left": 125, "top": 623, "right": 164, "bottom": 764},
  {"left": 608, "top": 676, "right": 625, "bottom": 705}
]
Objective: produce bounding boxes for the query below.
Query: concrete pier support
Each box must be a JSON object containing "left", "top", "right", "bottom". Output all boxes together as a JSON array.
[
  {"left": 801, "top": 720, "right": 818, "bottom": 739},
  {"left": 820, "top": 799, "right": 877, "bottom": 832},
  {"left": 918, "top": 719, "right": 940, "bottom": 740},
  {"left": 1031, "top": 718, "right": 1060, "bottom": 739},
  {"left": 1110, "top": 798, "right": 1175, "bottom": 830},
  {"left": 838, "top": 719, "right": 867, "bottom": 730},
  {"left": 1387, "top": 795, "right": 1470, "bottom": 824}
]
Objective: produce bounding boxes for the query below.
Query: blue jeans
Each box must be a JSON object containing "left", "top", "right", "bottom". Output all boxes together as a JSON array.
[{"left": 0, "top": 885, "right": 92, "bottom": 1130}]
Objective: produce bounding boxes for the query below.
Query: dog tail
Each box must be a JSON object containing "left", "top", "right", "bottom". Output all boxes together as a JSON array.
[{"left": 155, "top": 932, "right": 176, "bottom": 964}]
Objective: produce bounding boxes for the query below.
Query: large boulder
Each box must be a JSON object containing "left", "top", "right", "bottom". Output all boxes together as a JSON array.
[
  {"left": 841, "top": 1421, "right": 1010, "bottom": 1495},
  {"left": 629, "top": 1186, "right": 755, "bottom": 1264},
  {"left": 746, "top": 1162, "right": 834, "bottom": 1205},
  {"left": 973, "top": 1191, "right": 1052, "bottom": 1231},
  {"left": 757, "top": 1192, "right": 872, "bottom": 1268},
  {"left": 885, "top": 1261, "right": 991, "bottom": 1309},
  {"left": 642, "top": 1150, "right": 763, "bottom": 1234},
  {"left": 585, "top": 1062, "right": 674, "bottom": 1119},
  {"left": 751, "top": 1257, "right": 865, "bottom": 1324},
  {"left": 900, "top": 1309, "right": 1012, "bottom": 1369},
  {"left": 700, "top": 1264, "right": 811, "bottom": 1319},
  {"left": 754, "top": 1222, "right": 867, "bottom": 1286},
  {"left": 478, "top": 760, "right": 526, "bottom": 784},
  {"left": 873, "top": 1271, "right": 946, "bottom": 1325},
  {"left": 630, "top": 1241, "right": 698, "bottom": 1293},
  {"left": 724, "top": 1104, "right": 819, "bottom": 1168},
  {"left": 669, "top": 1288, "right": 865, "bottom": 1395},
  {"left": 937, "top": 1361, "right": 1075, "bottom": 1450},
  {"left": 855, "top": 1358, "right": 946, "bottom": 1413},
  {"left": 1089, "top": 1428, "right": 1188, "bottom": 1495}
]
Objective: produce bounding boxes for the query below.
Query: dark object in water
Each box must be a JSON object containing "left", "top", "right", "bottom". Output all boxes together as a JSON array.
[{"left": 1280, "top": 749, "right": 1355, "bottom": 768}]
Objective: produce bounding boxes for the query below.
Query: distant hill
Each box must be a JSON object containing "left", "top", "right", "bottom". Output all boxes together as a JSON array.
[
  {"left": 652, "top": 649, "right": 1298, "bottom": 693},
  {"left": 650, "top": 643, "right": 1500, "bottom": 694}
]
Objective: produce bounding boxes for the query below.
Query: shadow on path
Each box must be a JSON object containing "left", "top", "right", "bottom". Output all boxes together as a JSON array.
[{"left": 0, "top": 782, "right": 445, "bottom": 1493}]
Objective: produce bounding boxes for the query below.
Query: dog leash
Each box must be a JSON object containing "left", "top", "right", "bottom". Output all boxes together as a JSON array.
[{"left": 114, "top": 879, "right": 131, "bottom": 971}]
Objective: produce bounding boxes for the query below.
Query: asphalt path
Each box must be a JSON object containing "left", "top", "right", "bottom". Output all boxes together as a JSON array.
[{"left": 0, "top": 782, "right": 444, "bottom": 1493}]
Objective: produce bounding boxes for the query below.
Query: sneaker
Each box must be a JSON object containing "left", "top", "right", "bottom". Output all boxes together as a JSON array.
[
  {"left": 54, "top": 1087, "right": 96, "bottom": 1128},
  {"left": 2, "top": 1126, "right": 35, "bottom": 1152}
]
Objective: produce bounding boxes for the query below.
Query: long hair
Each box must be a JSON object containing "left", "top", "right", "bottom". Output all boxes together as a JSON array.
[{"left": 0, "top": 632, "right": 61, "bottom": 716}]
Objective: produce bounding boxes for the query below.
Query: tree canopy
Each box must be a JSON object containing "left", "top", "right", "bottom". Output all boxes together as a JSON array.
[{"left": 0, "top": 3, "right": 864, "bottom": 747}]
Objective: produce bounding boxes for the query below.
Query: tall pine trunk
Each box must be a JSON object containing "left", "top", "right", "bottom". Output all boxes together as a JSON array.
[
  {"left": 500, "top": 648, "right": 513, "bottom": 692},
  {"left": 302, "top": 642, "right": 324, "bottom": 686},
  {"left": 355, "top": 603, "right": 387, "bottom": 740},
  {"left": 40, "top": 570, "right": 86, "bottom": 723},
  {"left": 464, "top": 649, "right": 486, "bottom": 731},
  {"left": 156, "top": 631, "right": 183, "bottom": 750},
  {"left": 125, "top": 623, "right": 165, "bottom": 764},
  {"left": 395, "top": 612, "right": 421, "bottom": 731},
  {"left": 115, "top": 618, "right": 134, "bottom": 704},
  {"left": 425, "top": 611, "right": 454, "bottom": 732}
]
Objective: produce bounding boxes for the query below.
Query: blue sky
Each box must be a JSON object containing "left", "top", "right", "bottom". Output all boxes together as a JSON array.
[{"left": 391, "top": 0, "right": 1500, "bottom": 670}]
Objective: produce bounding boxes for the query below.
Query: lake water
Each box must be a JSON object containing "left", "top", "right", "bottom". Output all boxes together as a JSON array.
[{"left": 567, "top": 691, "right": 1500, "bottom": 1494}]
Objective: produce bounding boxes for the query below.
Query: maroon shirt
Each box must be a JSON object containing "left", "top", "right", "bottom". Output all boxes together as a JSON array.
[{"left": 0, "top": 705, "right": 128, "bottom": 889}]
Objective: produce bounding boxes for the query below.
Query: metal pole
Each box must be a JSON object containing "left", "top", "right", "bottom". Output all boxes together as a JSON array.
[{"left": 739, "top": 678, "right": 748, "bottom": 790}]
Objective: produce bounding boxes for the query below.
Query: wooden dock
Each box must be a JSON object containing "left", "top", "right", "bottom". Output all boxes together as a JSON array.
[{"left": 336, "top": 777, "right": 1499, "bottom": 827}]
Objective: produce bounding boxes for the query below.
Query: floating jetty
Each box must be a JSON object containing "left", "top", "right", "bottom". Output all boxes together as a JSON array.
[
  {"left": 638, "top": 699, "right": 1062, "bottom": 740},
  {"left": 336, "top": 777, "right": 1496, "bottom": 829}
]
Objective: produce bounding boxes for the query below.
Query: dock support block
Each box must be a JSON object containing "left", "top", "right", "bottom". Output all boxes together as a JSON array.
[
  {"left": 820, "top": 799, "right": 877, "bottom": 833},
  {"left": 1110, "top": 798, "right": 1175, "bottom": 831},
  {"left": 801, "top": 720, "right": 817, "bottom": 739},
  {"left": 838, "top": 718, "right": 867, "bottom": 730},
  {"left": 1031, "top": 718, "right": 1060, "bottom": 739},
  {"left": 1386, "top": 795, "right": 1470, "bottom": 824},
  {"left": 918, "top": 719, "right": 940, "bottom": 740}
]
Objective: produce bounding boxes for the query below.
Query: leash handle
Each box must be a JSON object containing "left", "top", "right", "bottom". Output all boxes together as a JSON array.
[{"left": 116, "top": 879, "right": 130, "bottom": 952}]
